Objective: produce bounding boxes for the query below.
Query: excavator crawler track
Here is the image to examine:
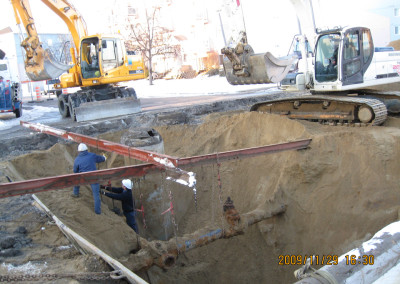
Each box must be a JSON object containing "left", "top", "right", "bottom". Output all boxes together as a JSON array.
[{"left": 250, "top": 95, "right": 388, "bottom": 126}]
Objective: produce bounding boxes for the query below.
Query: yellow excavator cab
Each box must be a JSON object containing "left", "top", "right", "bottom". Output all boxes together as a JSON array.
[{"left": 11, "top": 0, "right": 146, "bottom": 121}]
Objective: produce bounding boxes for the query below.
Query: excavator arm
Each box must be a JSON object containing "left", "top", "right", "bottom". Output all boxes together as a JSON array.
[
  {"left": 11, "top": 0, "right": 87, "bottom": 81},
  {"left": 11, "top": 0, "right": 144, "bottom": 122},
  {"left": 220, "top": 0, "right": 319, "bottom": 86},
  {"left": 219, "top": 2, "right": 296, "bottom": 85}
]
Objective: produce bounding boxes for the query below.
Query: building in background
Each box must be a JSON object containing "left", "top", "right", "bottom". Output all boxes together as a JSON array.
[
  {"left": 105, "top": 0, "right": 227, "bottom": 77},
  {"left": 0, "top": 26, "right": 72, "bottom": 99},
  {"left": 1, "top": 0, "right": 397, "bottom": 91},
  {"left": 370, "top": 0, "right": 400, "bottom": 42}
]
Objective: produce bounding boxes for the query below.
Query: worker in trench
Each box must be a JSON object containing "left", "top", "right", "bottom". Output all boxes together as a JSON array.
[
  {"left": 72, "top": 143, "right": 106, "bottom": 215},
  {"left": 100, "top": 179, "right": 139, "bottom": 234}
]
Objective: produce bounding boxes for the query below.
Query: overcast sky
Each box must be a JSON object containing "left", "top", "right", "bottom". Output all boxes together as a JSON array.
[{"left": 0, "top": 0, "right": 384, "bottom": 54}]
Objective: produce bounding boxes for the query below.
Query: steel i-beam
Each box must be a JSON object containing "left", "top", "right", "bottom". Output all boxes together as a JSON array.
[
  {"left": 20, "top": 121, "right": 178, "bottom": 168},
  {"left": 0, "top": 139, "right": 311, "bottom": 198}
]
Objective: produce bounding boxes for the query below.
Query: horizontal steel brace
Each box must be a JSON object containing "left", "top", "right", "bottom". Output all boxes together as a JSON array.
[
  {"left": 20, "top": 121, "right": 178, "bottom": 168},
  {"left": 177, "top": 139, "right": 311, "bottom": 166},
  {"left": 0, "top": 164, "right": 161, "bottom": 198},
  {"left": 0, "top": 139, "right": 311, "bottom": 198}
]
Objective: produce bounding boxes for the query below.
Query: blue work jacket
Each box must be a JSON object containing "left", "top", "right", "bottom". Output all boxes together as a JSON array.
[{"left": 73, "top": 150, "right": 105, "bottom": 173}]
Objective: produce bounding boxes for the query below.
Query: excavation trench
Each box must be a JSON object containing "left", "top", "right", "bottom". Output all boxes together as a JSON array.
[{"left": 1, "top": 111, "right": 400, "bottom": 283}]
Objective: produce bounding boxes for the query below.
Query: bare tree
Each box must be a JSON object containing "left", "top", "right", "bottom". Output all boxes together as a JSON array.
[{"left": 125, "top": 6, "right": 180, "bottom": 85}]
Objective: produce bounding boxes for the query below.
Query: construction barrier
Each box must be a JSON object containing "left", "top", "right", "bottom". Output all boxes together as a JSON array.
[{"left": 35, "top": 86, "right": 42, "bottom": 101}]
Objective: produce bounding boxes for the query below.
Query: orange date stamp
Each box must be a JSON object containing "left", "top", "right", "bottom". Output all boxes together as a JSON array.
[
  {"left": 278, "top": 254, "right": 375, "bottom": 266},
  {"left": 278, "top": 255, "right": 339, "bottom": 266},
  {"left": 344, "top": 254, "right": 374, "bottom": 265}
]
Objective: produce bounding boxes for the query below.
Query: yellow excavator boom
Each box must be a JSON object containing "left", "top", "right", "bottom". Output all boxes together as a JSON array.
[
  {"left": 11, "top": 0, "right": 86, "bottom": 81},
  {"left": 11, "top": 0, "right": 146, "bottom": 122}
]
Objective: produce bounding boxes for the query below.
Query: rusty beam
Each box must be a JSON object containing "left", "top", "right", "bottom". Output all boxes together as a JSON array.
[
  {"left": 0, "top": 163, "right": 161, "bottom": 198},
  {"left": 20, "top": 121, "right": 178, "bottom": 168},
  {"left": 177, "top": 139, "right": 311, "bottom": 166},
  {"left": 0, "top": 139, "right": 311, "bottom": 198},
  {"left": 21, "top": 121, "right": 311, "bottom": 168}
]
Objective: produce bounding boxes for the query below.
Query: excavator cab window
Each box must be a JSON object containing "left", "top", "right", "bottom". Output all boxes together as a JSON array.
[
  {"left": 315, "top": 33, "right": 340, "bottom": 83},
  {"left": 341, "top": 28, "right": 369, "bottom": 86},
  {"left": 81, "top": 38, "right": 100, "bottom": 79},
  {"left": 101, "top": 39, "right": 117, "bottom": 72},
  {"left": 101, "top": 38, "right": 124, "bottom": 73},
  {"left": 342, "top": 32, "right": 361, "bottom": 79},
  {"left": 362, "top": 30, "right": 373, "bottom": 64}
]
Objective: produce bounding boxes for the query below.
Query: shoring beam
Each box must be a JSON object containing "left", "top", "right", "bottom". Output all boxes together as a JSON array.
[
  {"left": 177, "top": 139, "right": 311, "bottom": 166},
  {"left": 20, "top": 121, "right": 178, "bottom": 168},
  {"left": 0, "top": 138, "right": 311, "bottom": 198},
  {"left": 0, "top": 164, "right": 160, "bottom": 198},
  {"left": 20, "top": 121, "right": 311, "bottom": 169}
]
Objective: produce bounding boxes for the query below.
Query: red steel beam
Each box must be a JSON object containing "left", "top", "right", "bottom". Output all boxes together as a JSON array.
[
  {"left": 0, "top": 164, "right": 161, "bottom": 198},
  {"left": 0, "top": 139, "right": 311, "bottom": 198},
  {"left": 20, "top": 121, "right": 178, "bottom": 168},
  {"left": 177, "top": 139, "right": 311, "bottom": 166}
]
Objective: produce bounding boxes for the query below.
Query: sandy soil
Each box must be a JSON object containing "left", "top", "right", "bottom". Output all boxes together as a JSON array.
[{"left": 1, "top": 111, "right": 400, "bottom": 283}]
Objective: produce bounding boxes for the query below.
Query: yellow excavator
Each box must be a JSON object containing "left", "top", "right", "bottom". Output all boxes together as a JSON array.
[
  {"left": 11, "top": 0, "right": 146, "bottom": 122},
  {"left": 221, "top": 0, "right": 400, "bottom": 126}
]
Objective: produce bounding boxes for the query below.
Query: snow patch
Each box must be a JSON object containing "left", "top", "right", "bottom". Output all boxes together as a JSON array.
[
  {"left": 1, "top": 261, "right": 47, "bottom": 274},
  {"left": 0, "top": 105, "right": 59, "bottom": 131},
  {"left": 374, "top": 221, "right": 400, "bottom": 238},
  {"left": 363, "top": 238, "right": 383, "bottom": 253},
  {"left": 166, "top": 171, "right": 196, "bottom": 189},
  {"left": 152, "top": 156, "right": 176, "bottom": 168}
]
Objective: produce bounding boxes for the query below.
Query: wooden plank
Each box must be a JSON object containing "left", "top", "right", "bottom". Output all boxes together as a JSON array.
[{"left": 32, "top": 194, "right": 148, "bottom": 284}]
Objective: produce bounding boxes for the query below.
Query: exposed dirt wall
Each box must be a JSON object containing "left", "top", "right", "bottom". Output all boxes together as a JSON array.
[{"left": 2, "top": 112, "right": 400, "bottom": 283}]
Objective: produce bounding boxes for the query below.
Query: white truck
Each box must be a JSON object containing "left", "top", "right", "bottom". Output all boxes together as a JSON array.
[{"left": 0, "top": 49, "right": 22, "bottom": 118}]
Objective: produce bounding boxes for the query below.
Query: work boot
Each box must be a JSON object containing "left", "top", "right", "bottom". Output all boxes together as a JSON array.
[{"left": 71, "top": 193, "right": 80, "bottom": 198}]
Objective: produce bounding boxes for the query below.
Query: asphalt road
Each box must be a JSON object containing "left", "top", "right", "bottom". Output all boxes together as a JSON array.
[{"left": 0, "top": 86, "right": 282, "bottom": 140}]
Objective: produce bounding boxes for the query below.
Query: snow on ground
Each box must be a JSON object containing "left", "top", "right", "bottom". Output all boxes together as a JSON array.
[
  {"left": 126, "top": 76, "right": 277, "bottom": 98},
  {"left": 0, "top": 76, "right": 277, "bottom": 132},
  {"left": 0, "top": 105, "right": 59, "bottom": 131},
  {"left": 1, "top": 261, "right": 47, "bottom": 274}
]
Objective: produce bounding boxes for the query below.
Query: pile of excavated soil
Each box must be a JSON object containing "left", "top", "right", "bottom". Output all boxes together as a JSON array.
[{"left": 2, "top": 111, "right": 400, "bottom": 283}]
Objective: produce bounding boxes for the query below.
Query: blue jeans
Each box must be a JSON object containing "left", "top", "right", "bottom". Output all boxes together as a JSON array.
[
  {"left": 124, "top": 211, "right": 138, "bottom": 233},
  {"left": 73, "top": 183, "right": 101, "bottom": 214}
]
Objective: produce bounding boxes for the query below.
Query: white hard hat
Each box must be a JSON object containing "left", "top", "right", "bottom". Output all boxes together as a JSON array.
[
  {"left": 78, "top": 143, "right": 88, "bottom": 152},
  {"left": 122, "top": 179, "right": 133, "bottom": 189}
]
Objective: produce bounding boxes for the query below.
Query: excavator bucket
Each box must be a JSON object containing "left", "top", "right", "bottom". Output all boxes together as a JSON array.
[
  {"left": 25, "top": 48, "right": 71, "bottom": 81},
  {"left": 74, "top": 97, "right": 142, "bottom": 122},
  {"left": 222, "top": 51, "right": 295, "bottom": 85}
]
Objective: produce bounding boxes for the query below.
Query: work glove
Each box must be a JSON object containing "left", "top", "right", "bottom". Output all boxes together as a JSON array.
[
  {"left": 100, "top": 190, "right": 106, "bottom": 195},
  {"left": 102, "top": 185, "right": 112, "bottom": 191},
  {"left": 102, "top": 153, "right": 107, "bottom": 161}
]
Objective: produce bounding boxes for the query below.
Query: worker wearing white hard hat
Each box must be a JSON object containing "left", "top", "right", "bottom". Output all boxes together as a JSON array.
[
  {"left": 101, "top": 179, "right": 138, "bottom": 233},
  {"left": 78, "top": 143, "right": 88, "bottom": 152},
  {"left": 72, "top": 143, "right": 107, "bottom": 215}
]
